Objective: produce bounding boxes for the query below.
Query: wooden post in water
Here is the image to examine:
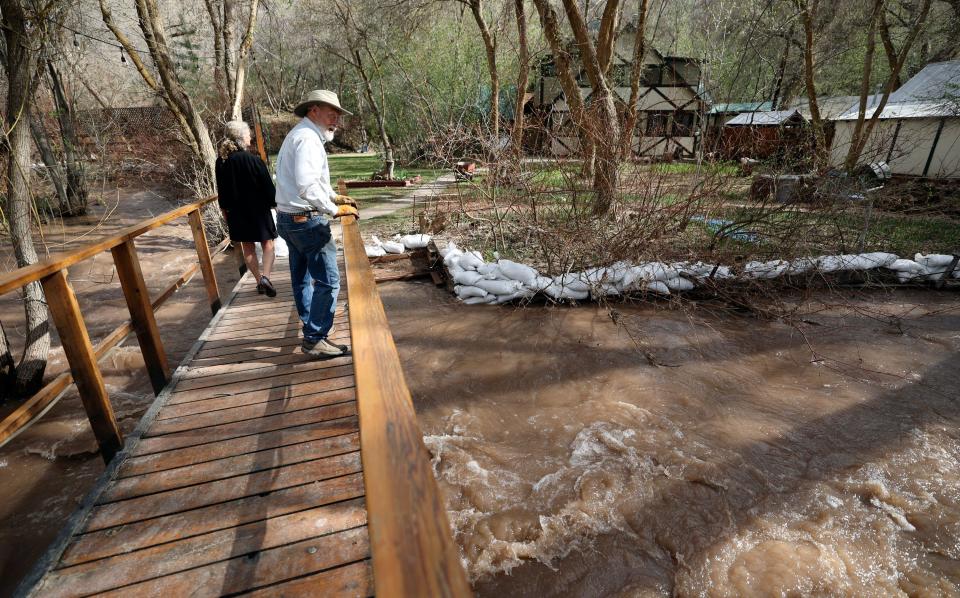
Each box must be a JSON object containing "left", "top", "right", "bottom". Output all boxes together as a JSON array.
[
  {"left": 111, "top": 240, "right": 169, "bottom": 395},
  {"left": 188, "top": 208, "right": 222, "bottom": 314},
  {"left": 40, "top": 269, "right": 123, "bottom": 464}
]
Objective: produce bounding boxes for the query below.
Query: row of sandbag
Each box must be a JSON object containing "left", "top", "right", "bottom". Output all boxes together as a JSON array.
[
  {"left": 365, "top": 234, "right": 432, "bottom": 257},
  {"left": 439, "top": 242, "right": 959, "bottom": 305}
]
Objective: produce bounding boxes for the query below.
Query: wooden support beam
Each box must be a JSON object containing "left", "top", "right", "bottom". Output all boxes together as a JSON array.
[
  {"left": 188, "top": 209, "right": 222, "bottom": 314},
  {"left": 111, "top": 240, "right": 169, "bottom": 395},
  {"left": 40, "top": 269, "right": 122, "bottom": 464},
  {"left": 340, "top": 215, "right": 470, "bottom": 597}
]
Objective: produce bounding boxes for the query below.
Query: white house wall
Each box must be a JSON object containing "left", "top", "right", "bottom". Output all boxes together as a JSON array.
[{"left": 831, "top": 117, "right": 960, "bottom": 178}]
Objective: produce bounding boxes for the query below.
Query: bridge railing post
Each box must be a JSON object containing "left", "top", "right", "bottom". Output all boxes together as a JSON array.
[
  {"left": 40, "top": 270, "right": 123, "bottom": 464},
  {"left": 111, "top": 239, "right": 169, "bottom": 395},
  {"left": 188, "top": 208, "right": 222, "bottom": 314}
]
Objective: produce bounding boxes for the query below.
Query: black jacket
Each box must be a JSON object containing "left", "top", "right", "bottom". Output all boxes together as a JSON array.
[{"left": 215, "top": 150, "right": 276, "bottom": 213}]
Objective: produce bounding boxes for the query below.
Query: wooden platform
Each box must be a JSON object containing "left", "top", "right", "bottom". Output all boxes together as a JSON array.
[{"left": 29, "top": 257, "right": 375, "bottom": 597}]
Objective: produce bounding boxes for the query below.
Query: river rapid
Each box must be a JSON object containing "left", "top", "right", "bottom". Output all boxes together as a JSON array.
[{"left": 380, "top": 281, "right": 960, "bottom": 597}]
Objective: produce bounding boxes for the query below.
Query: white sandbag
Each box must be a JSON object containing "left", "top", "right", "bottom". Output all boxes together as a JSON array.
[
  {"left": 482, "top": 266, "right": 505, "bottom": 280},
  {"left": 596, "top": 283, "right": 622, "bottom": 297},
  {"left": 666, "top": 277, "right": 695, "bottom": 291},
  {"left": 637, "top": 262, "right": 678, "bottom": 283},
  {"left": 786, "top": 257, "right": 816, "bottom": 275},
  {"left": 887, "top": 259, "right": 927, "bottom": 282},
  {"left": 556, "top": 273, "right": 590, "bottom": 293},
  {"left": 744, "top": 260, "right": 788, "bottom": 279},
  {"left": 859, "top": 252, "right": 898, "bottom": 268},
  {"left": 463, "top": 295, "right": 495, "bottom": 305},
  {"left": 606, "top": 261, "right": 631, "bottom": 283},
  {"left": 458, "top": 251, "right": 485, "bottom": 271},
  {"left": 477, "top": 262, "right": 500, "bottom": 277},
  {"left": 438, "top": 241, "right": 458, "bottom": 258},
  {"left": 495, "top": 287, "right": 535, "bottom": 304},
  {"left": 645, "top": 281, "right": 671, "bottom": 294},
  {"left": 443, "top": 248, "right": 464, "bottom": 267},
  {"left": 527, "top": 275, "right": 556, "bottom": 293},
  {"left": 453, "top": 270, "right": 484, "bottom": 286},
  {"left": 365, "top": 244, "right": 386, "bottom": 257},
  {"left": 400, "top": 234, "right": 431, "bottom": 249},
  {"left": 474, "top": 278, "right": 522, "bottom": 296},
  {"left": 455, "top": 285, "right": 488, "bottom": 299},
  {"left": 915, "top": 253, "right": 957, "bottom": 279},
  {"left": 498, "top": 259, "right": 539, "bottom": 286},
  {"left": 381, "top": 240, "right": 405, "bottom": 254}
]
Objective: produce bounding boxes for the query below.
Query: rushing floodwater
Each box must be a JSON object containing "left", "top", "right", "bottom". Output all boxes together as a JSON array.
[{"left": 380, "top": 282, "right": 960, "bottom": 596}]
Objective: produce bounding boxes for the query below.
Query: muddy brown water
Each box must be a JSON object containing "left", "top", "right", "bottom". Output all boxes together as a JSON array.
[{"left": 379, "top": 281, "right": 960, "bottom": 596}]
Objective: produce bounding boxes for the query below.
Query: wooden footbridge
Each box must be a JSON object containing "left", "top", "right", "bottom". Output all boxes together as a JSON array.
[{"left": 1, "top": 198, "right": 470, "bottom": 597}]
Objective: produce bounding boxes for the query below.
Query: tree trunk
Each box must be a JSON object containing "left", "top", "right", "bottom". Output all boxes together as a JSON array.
[
  {"left": 29, "top": 110, "right": 70, "bottom": 214},
  {"left": 0, "top": 321, "right": 15, "bottom": 399},
  {"left": 355, "top": 50, "right": 394, "bottom": 179},
  {"left": 1, "top": 0, "right": 51, "bottom": 397},
  {"left": 877, "top": 10, "right": 902, "bottom": 90},
  {"left": 622, "top": 0, "right": 650, "bottom": 159},
  {"left": 796, "top": 0, "right": 827, "bottom": 169},
  {"left": 843, "top": 0, "right": 931, "bottom": 172},
  {"left": 469, "top": 0, "right": 499, "bottom": 143},
  {"left": 48, "top": 61, "right": 88, "bottom": 216},
  {"left": 509, "top": 0, "right": 529, "bottom": 159},
  {"left": 559, "top": 0, "right": 621, "bottom": 214}
]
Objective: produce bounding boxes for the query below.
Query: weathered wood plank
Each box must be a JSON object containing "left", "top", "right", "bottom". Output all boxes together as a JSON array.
[
  {"left": 100, "top": 432, "right": 360, "bottom": 503},
  {"left": 341, "top": 215, "right": 471, "bottom": 597},
  {"left": 84, "top": 451, "right": 362, "bottom": 532},
  {"left": 39, "top": 503, "right": 368, "bottom": 597},
  {"left": 192, "top": 328, "right": 351, "bottom": 359},
  {"left": 244, "top": 559, "right": 374, "bottom": 597},
  {"left": 167, "top": 363, "right": 353, "bottom": 402},
  {"left": 150, "top": 389, "right": 356, "bottom": 435},
  {"left": 118, "top": 416, "right": 359, "bottom": 478},
  {"left": 174, "top": 356, "right": 354, "bottom": 390},
  {"left": 156, "top": 377, "right": 355, "bottom": 419},
  {"left": 61, "top": 472, "right": 366, "bottom": 568},
  {"left": 138, "top": 400, "right": 357, "bottom": 455},
  {"left": 187, "top": 208, "right": 222, "bottom": 314}
]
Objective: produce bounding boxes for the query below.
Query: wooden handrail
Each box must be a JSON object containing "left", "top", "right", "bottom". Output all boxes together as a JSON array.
[
  {"left": 0, "top": 196, "right": 217, "bottom": 296},
  {"left": 0, "top": 196, "right": 223, "bottom": 463},
  {"left": 341, "top": 215, "right": 470, "bottom": 597}
]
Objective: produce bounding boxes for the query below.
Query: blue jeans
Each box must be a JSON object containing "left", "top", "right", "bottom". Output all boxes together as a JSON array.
[{"left": 276, "top": 213, "right": 340, "bottom": 343}]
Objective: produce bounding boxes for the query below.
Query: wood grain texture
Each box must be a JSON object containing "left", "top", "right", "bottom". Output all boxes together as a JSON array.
[
  {"left": 111, "top": 239, "right": 169, "bottom": 395},
  {"left": 340, "top": 216, "right": 471, "bottom": 597},
  {"left": 40, "top": 269, "right": 123, "bottom": 464},
  {"left": 188, "top": 208, "right": 222, "bottom": 314}
]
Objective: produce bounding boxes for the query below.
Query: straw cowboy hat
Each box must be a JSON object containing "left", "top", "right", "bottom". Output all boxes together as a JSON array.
[{"left": 293, "top": 89, "right": 353, "bottom": 117}]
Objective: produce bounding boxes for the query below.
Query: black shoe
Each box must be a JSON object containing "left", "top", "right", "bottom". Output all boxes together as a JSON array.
[
  {"left": 239, "top": 263, "right": 248, "bottom": 276},
  {"left": 260, "top": 276, "right": 277, "bottom": 297}
]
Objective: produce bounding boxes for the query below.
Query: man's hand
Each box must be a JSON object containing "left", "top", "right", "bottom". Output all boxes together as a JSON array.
[
  {"left": 334, "top": 194, "right": 357, "bottom": 208},
  {"left": 334, "top": 205, "right": 359, "bottom": 219}
]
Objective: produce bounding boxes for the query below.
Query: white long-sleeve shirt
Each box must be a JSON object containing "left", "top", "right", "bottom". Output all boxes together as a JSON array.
[{"left": 274, "top": 117, "right": 338, "bottom": 216}]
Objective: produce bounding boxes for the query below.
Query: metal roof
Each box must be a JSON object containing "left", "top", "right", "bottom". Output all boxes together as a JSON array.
[
  {"left": 790, "top": 95, "right": 859, "bottom": 120},
  {"left": 708, "top": 101, "right": 773, "bottom": 115},
  {"left": 836, "top": 60, "right": 960, "bottom": 120},
  {"left": 725, "top": 108, "right": 806, "bottom": 126}
]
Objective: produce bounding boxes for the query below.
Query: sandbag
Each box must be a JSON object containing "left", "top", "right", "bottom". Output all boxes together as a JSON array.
[
  {"left": 645, "top": 281, "right": 671, "bottom": 294},
  {"left": 542, "top": 281, "right": 589, "bottom": 301},
  {"left": 381, "top": 240, "right": 405, "bottom": 254},
  {"left": 556, "top": 273, "right": 590, "bottom": 293},
  {"left": 743, "top": 260, "right": 788, "bottom": 279},
  {"left": 474, "top": 278, "right": 522, "bottom": 296},
  {"left": 453, "top": 270, "right": 484, "bottom": 286},
  {"left": 439, "top": 241, "right": 459, "bottom": 258},
  {"left": 498, "top": 259, "right": 539, "bottom": 286},
  {"left": 455, "top": 285, "right": 487, "bottom": 299},
  {"left": 666, "top": 277, "right": 695, "bottom": 291},
  {"left": 495, "top": 287, "right": 535, "bottom": 304},
  {"left": 365, "top": 244, "right": 386, "bottom": 257},
  {"left": 400, "top": 234, "right": 431, "bottom": 249},
  {"left": 477, "top": 263, "right": 501, "bottom": 278},
  {"left": 458, "top": 251, "right": 485, "bottom": 270},
  {"left": 463, "top": 295, "right": 495, "bottom": 305}
]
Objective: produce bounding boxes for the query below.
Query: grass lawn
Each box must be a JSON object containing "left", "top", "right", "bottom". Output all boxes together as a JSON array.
[{"left": 266, "top": 153, "right": 445, "bottom": 210}]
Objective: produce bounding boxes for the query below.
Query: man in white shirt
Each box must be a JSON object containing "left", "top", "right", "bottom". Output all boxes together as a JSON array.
[{"left": 275, "top": 89, "right": 359, "bottom": 359}]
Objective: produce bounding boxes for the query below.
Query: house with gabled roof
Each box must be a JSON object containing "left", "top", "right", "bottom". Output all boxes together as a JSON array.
[{"left": 530, "top": 23, "right": 706, "bottom": 160}]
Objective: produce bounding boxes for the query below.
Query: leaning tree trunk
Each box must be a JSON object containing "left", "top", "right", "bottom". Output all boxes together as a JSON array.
[
  {"left": 48, "top": 61, "right": 88, "bottom": 216},
  {"left": 509, "top": 0, "right": 529, "bottom": 160},
  {"left": 469, "top": 0, "right": 499, "bottom": 144},
  {"left": 2, "top": 1, "right": 50, "bottom": 397}
]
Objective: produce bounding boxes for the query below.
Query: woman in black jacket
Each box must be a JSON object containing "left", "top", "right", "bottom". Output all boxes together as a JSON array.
[{"left": 215, "top": 120, "right": 279, "bottom": 296}]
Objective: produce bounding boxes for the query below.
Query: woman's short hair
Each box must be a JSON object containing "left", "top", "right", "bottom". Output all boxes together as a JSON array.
[{"left": 223, "top": 120, "right": 251, "bottom": 144}]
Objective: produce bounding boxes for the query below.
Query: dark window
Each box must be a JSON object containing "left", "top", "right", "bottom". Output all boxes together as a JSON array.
[
  {"left": 673, "top": 111, "right": 695, "bottom": 136},
  {"left": 641, "top": 65, "right": 661, "bottom": 86},
  {"left": 645, "top": 112, "right": 669, "bottom": 136}
]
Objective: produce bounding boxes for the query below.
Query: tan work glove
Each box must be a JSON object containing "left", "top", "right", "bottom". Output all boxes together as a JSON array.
[
  {"left": 334, "top": 194, "right": 357, "bottom": 208},
  {"left": 334, "top": 205, "right": 359, "bottom": 219}
]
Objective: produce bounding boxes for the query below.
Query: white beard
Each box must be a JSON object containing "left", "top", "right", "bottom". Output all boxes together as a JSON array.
[{"left": 322, "top": 129, "right": 335, "bottom": 143}]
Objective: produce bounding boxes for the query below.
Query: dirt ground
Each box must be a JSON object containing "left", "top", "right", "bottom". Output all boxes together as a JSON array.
[{"left": 0, "top": 188, "right": 242, "bottom": 594}]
